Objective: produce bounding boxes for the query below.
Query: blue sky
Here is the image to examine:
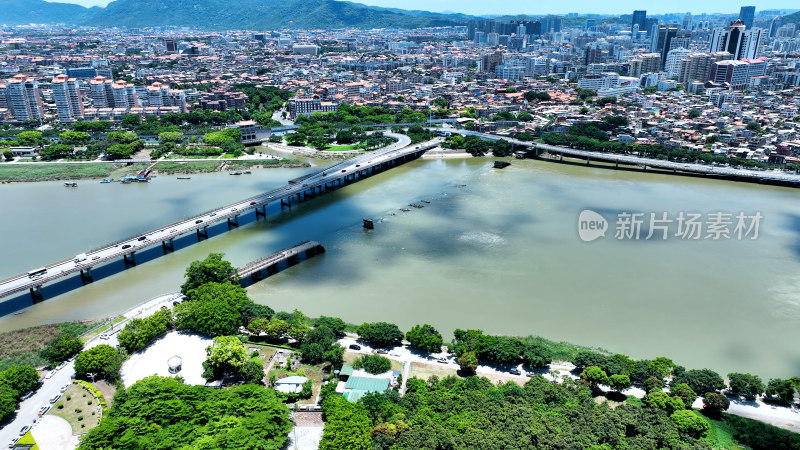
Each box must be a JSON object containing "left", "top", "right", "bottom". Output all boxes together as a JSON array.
[{"left": 51, "top": 0, "right": 798, "bottom": 15}]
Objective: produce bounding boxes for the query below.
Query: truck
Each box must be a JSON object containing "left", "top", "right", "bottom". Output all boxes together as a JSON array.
[{"left": 74, "top": 253, "right": 87, "bottom": 263}]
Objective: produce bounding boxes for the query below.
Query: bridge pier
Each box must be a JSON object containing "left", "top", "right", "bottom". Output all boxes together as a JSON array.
[
  {"left": 615, "top": 161, "right": 619, "bottom": 169},
  {"left": 123, "top": 252, "right": 136, "bottom": 267},
  {"left": 227, "top": 215, "right": 239, "bottom": 228},
  {"left": 162, "top": 239, "right": 174, "bottom": 253},
  {"left": 266, "top": 264, "right": 279, "bottom": 275},
  {"left": 287, "top": 254, "right": 300, "bottom": 265},
  {"left": 281, "top": 198, "right": 291, "bottom": 210},
  {"left": 559, "top": 153, "right": 563, "bottom": 161},
  {"left": 80, "top": 267, "right": 93, "bottom": 284},
  {"left": 255, "top": 205, "right": 266, "bottom": 219},
  {"left": 296, "top": 193, "right": 302, "bottom": 203},
  {"left": 30, "top": 285, "right": 43, "bottom": 303},
  {"left": 586, "top": 157, "right": 590, "bottom": 166},
  {"left": 196, "top": 226, "right": 208, "bottom": 241}
]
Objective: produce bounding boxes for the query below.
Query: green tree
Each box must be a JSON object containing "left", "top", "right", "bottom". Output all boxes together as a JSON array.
[
  {"left": 687, "top": 108, "right": 701, "bottom": 119},
  {"left": 202, "top": 335, "right": 249, "bottom": 381},
  {"left": 609, "top": 374, "right": 632, "bottom": 393},
  {"left": 78, "top": 377, "right": 291, "bottom": 450},
  {"left": 74, "top": 344, "right": 126, "bottom": 382},
  {"left": 320, "top": 393, "right": 372, "bottom": 450},
  {"left": 59, "top": 131, "right": 91, "bottom": 145},
  {"left": 670, "top": 410, "right": 709, "bottom": 439},
  {"left": 263, "top": 318, "right": 290, "bottom": 341},
  {"left": 323, "top": 344, "right": 345, "bottom": 369},
  {"left": 580, "top": 366, "right": 608, "bottom": 390},
  {"left": 240, "top": 358, "right": 265, "bottom": 384},
  {"left": 117, "top": 309, "right": 172, "bottom": 353},
  {"left": 522, "top": 342, "right": 552, "bottom": 368},
  {"left": 2, "top": 150, "right": 13, "bottom": 161},
  {"left": 16, "top": 131, "right": 43, "bottom": 146},
  {"left": 105, "top": 144, "right": 134, "bottom": 160},
  {"left": 335, "top": 130, "right": 356, "bottom": 144},
  {"left": 669, "top": 383, "right": 697, "bottom": 409},
  {"left": 158, "top": 131, "right": 184, "bottom": 143},
  {"left": 0, "top": 365, "right": 39, "bottom": 394},
  {"left": 458, "top": 351, "right": 478, "bottom": 374},
  {"left": 357, "top": 322, "right": 403, "bottom": 348},
  {"left": 239, "top": 301, "right": 275, "bottom": 325},
  {"left": 405, "top": 324, "right": 443, "bottom": 353},
  {"left": 643, "top": 390, "right": 670, "bottom": 409},
  {"left": 313, "top": 316, "right": 347, "bottom": 336},
  {"left": 672, "top": 369, "right": 724, "bottom": 396},
  {"left": 285, "top": 132, "right": 307, "bottom": 146},
  {"left": 0, "top": 383, "right": 18, "bottom": 422},
  {"left": 120, "top": 114, "right": 142, "bottom": 129},
  {"left": 40, "top": 334, "right": 83, "bottom": 364},
  {"left": 702, "top": 392, "right": 730, "bottom": 417},
  {"left": 175, "top": 282, "right": 249, "bottom": 336},
  {"left": 180, "top": 253, "right": 240, "bottom": 295},
  {"left": 352, "top": 355, "right": 392, "bottom": 374},
  {"left": 728, "top": 372, "right": 764, "bottom": 399},
  {"left": 765, "top": 378, "right": 796, "bottom": 406}
]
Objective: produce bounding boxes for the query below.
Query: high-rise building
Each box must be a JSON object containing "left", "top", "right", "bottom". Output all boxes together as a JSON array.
[
  {"left": 3, "top": 75, "right": 43, "bottom": 122},
  {"left": 651, "top": 24, "right": 680, "bottom": 66},
  {"left": 629, "top": 53, "right": 661, "bottom": 77},
  {"left": 710, "top": 60, "right": 750, "bottom": 89},
  {"left": 632, "top": 10, "right": 647, "bottom": 32},
  {"left": 710, "top": 20, "right": 765, "bottom": 60},
  {"left": 52, "top": 74, "right": 84, "bottom": 124},
  {"left": 164, "top": 39, "right": 177, "bottom": 53},
  {"left": 665, "top": 48, "right": 693, "bottom": 78},
  {"left": 678, "top": 51, "right": 732, "bottom": 85},
  {"left": 89, "top": 76, "right": 138, "bottom": 108},
  {"left": 739, "top": 6, "right": 756, "bottom": 30},
  {"left": 479, "top": 52, "right": 503, "bottom": 73},
  {"left": 769, "top": 17, "right": 782, "bottom": 37},
  {"left": 682, "top": 13, "right": 693, "bottom": 31}
]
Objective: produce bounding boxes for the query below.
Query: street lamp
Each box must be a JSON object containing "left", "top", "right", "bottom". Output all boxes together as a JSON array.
[{"left": 87, "top": 372, "right": 97, "bottom": 383}]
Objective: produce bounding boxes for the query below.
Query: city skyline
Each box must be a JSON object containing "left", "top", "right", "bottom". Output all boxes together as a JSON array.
[{"left": 41, "top": 0, "right": 800, "bottom": 16}]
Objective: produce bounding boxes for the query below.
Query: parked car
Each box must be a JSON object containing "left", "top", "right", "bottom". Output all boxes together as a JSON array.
[
  {"left": 49, "top": 394, "right": 61, "bottom": 404},
  {"left": 348, "top": 344, "right": 361, "bottom": 350},
  {"left": 38, "top": 405, "right": 49, "bottom": 415},
  {"left": 19, "top": 425, "right": 30, "bottom": 436},
  {"left": 20, "top": 391, "right": 33, "bottom": 401},
  {"left": 437, "top": 357, "right": 448, "bottom": 364},
  {"left": 60, "top": 383, "right": 70, "bottom": 393},
  {"left": 376, "top": 349, "right": 388, "bottom": 354},
  {"left": 9, "top": 438, "right": 19, "bottom": 448},
  {"left": 44, "top": 371, "right": 56, "bottom": 379},
  {"left": 510, "top": 368, "right": 521, "bottom": 375}
]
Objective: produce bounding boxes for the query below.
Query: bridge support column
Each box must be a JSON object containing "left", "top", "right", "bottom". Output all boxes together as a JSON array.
[
  {"left": 559, "top": 153, "right": 563, "bottom": 161},
  {"left": 586, "top": 157, "right": 590, "bottom": 166},
  {"left": 296, "top": 193, "right": 302, "bottom": 203},
  {"left": 615, "top": 161, "right": 619, "bottom": 169},
  {"left": 255, "top": 206, "right": 266, "bottom": 219},
  {"left": 266, "top": 264, "right": 279, "bottom": 275},
  {"left": 162, "top": 239, "right": 174, "bottom": 253},
  {"left": 80, "top": 267, "right": 93, "bottom": 284},
  {"left": 30, "top": 285, "right": 43, "bottom": 303},
  {"left": 227, "top": 215, "right": 239, "bottom": 228},
  {"left": 281, "top": 199, "right": 291, "bottom": 210},
  {"left": 287, "top": 254, "right": 300, "bottom": 265},
  {"left": 123, "top": 252, "right": 136, "bottom": 267},
  {"left": 196, "top": 227, "right": 208, "bottom": 241}
]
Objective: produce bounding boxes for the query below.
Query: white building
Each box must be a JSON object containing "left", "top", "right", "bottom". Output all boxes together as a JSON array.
[{"left": 51, "top": 74, "right": 84, "bottom": 123}]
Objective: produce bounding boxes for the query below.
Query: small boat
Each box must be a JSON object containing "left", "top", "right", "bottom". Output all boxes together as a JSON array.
[
  {"left": 64, "top": 182, "right": 78, "bottom": 187},
  {"left": 100, "top": 179, "right": 111, "bottom": 183},
  {"left": 177, "top": 176, "right": 191, "bottom": 180},
  {"left": 243, "top": 170, "right": 252, "bottom": 174},
  {"left": 230, "top": 171, "right": 243, "bottom": 175}
]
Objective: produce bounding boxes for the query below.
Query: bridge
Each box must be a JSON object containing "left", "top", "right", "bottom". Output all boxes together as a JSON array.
[
  {"left": 236, "top": 241, "right": 325, "bottom": 286},
  {"left": 0, "top": 133, "right": 441, "bottom": 303},
  {"left": 434, "top": 129, "right": 800, "bottom": 186}
]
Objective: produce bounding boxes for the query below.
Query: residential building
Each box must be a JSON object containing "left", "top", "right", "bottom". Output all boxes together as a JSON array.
[
  {"left": 288, "top": 95, "right": 337, "bottom": 118},
  {"left": 651, "top": 24, "right": 680, "bottom": 66},
  {"left": 710, "top": 60, "right": 750, "bottom": 89},
  {"left": 710, "top": 19, "right": 765, "bottom": 60},
  {"left": 739, "top": 6, "right": 755, "bottom": 30},
  {"left": 51, "top": 74, "right": 84, "bottom": 123},
  {"left": 3, "top": 75, "right": 43, "bottom": 122}
]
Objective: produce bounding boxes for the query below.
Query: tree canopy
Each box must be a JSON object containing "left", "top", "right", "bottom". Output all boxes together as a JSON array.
[
  {"left": 176, "top": 282, "right": 250, "bottom": 336},
  {"left": 357, "top": 322, "right": 403, "bottom": 348},
  {"left": 74, "top": 344, "right": 126, "bottom": 382},
  {"left": 404, "top": 324, "right": 443, "bottom": 353},
  {"left": 181, "top": 253, "right": 240, "bottom": 294},
  {"left": 77, "top": 376, "right": 291, "bottom": 450}
]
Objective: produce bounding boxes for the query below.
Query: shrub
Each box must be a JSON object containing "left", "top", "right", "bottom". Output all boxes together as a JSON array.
[
  {"left": 66, "top": 395, "right": 71, "bottom": 401},
  {"left": 77, "top": 415, "right": 83, "bottom": 421},
  {"left": 87, "top": 399, "right": 92, "bottom": 405},
  {"left": 75, "top": 408, "right": 82, "bottom": 413},
  {"left": 353, "top": 355, "right": 392, "bottom": 375},
  {"left": 56, "top": 402, "right": 64, "bottom": 409}
]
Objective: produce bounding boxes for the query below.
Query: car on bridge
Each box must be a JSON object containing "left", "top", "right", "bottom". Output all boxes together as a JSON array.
[
  {"left": 250, "top": 201, "right": 256, "bottom": 205},
  {"left": 121, "top": 244, "right": 132, "bottom": 250},
  {"left": 137, "top": 236, "right": 147, "bottom": 241},
  {"left": 195, "top": 219, "right": 203, "bottom": 224},
  {"left": 210, "top": 213, "right": 217, "bottom": 217}
]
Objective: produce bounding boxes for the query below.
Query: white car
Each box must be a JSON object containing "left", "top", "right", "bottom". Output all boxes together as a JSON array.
[
  {"left": 44, "top": 371, "right": 56, "bottom": 379},
  {"left": 60, "top": 383, "right": 70, "bottom": 393}
]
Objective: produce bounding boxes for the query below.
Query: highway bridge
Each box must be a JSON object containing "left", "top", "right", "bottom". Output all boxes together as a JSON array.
[
  {"left": 236, "top": 241, "right": 325, "bottom": 286},
  {"left": 434, "top": 128, "right": 800, "bottom": 186},
  {"left": 0, "top": 134, "right": 441, "bottom": 303}
]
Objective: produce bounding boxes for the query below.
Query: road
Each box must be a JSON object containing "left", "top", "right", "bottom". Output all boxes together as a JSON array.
[
  {"left": 0, "top": 133, "right": 418, "bottom": 301},
  {"left": 0, "top": 361, "right": 74, "bottom": 448}
]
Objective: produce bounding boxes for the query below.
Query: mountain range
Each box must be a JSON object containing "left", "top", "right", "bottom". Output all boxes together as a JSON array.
[{"left": 1, "top": 0, "right": 472, "bottom": 29}]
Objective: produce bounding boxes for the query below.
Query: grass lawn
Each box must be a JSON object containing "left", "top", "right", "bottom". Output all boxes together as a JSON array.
[
  {"left": 0, "top": 322, "right": 97, "bottom": 371},
  {"left": 701, "top": 411, "right": 744, "bottom": 449},
  {"left": 324, "top": 144, "right": 360, "bottom": 151},
  {"left": 296, "top": 364, "right": 325, "bottom": 405},
  {"left": 48, "top": 383, "right": 102, "bottom": 434},
  {"left": 220, "top": 153, "right": 238, "bottom": 159},
  {"left": 0, "top": 163, "right": 121, "bottom": 182},
  {"left": 166, "top": 154, "right": 215, "bottom": 159},
  {"left": 343, "top": 351, "right": 402, "bottom": 372},
  {"left": 153, "top": 161, "right": 221, "bottom": 174},
  {"left": 409, "top": 361, "right": 458, "bottom": 381},
  {"left": 17, "top": 431, "right": 39, "bottom": 449},
  {"left": 226, "top": 159, "right": 306, "bottom": 168}
]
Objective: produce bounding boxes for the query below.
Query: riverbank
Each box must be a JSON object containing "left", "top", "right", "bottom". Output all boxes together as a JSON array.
[{"left": 0, "top": 159, "right": 309, "bottom": 182}]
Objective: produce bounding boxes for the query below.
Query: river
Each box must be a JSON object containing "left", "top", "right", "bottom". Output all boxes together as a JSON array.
[{"left": 1, "top": 156, "right": 799, "bottom": 379}]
